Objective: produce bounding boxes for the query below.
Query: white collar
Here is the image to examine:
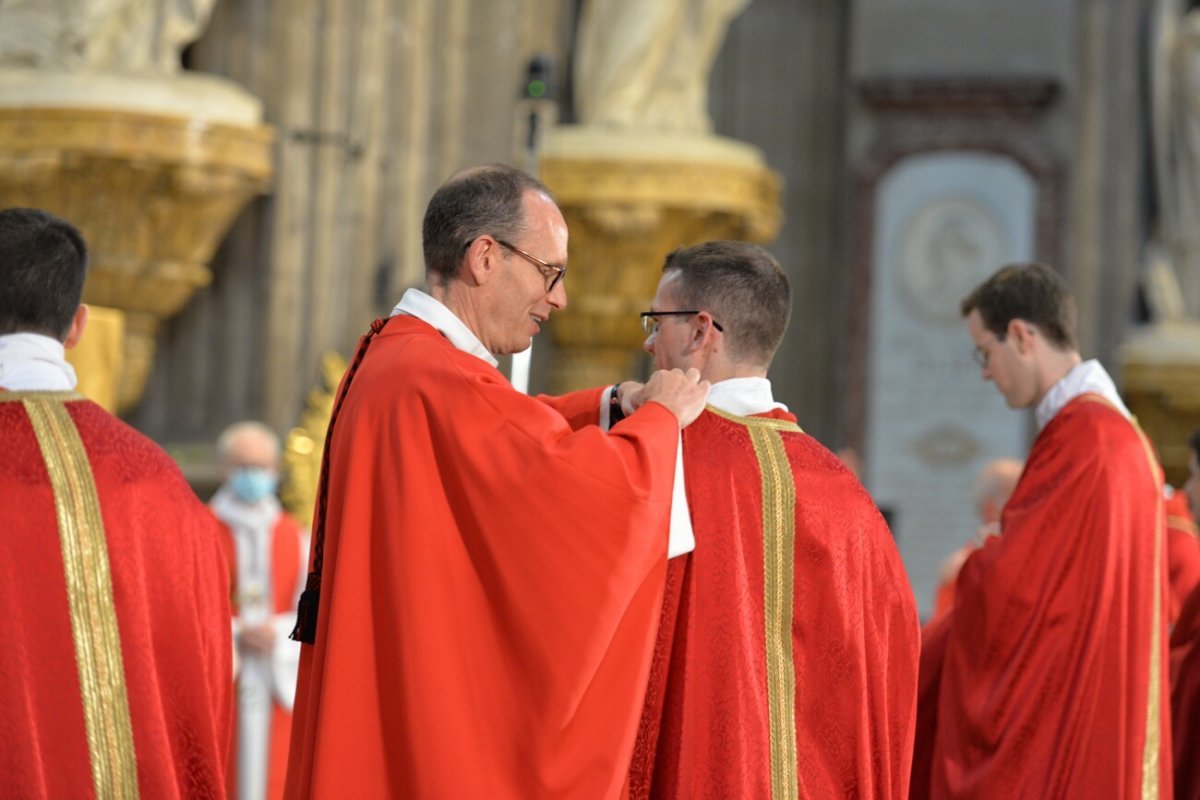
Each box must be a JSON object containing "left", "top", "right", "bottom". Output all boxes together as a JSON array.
[
  {"left": 707, "top": 377, "right": 788, "bottom": 416},
  {"left": 1034, "top": 359, "right": 1130, "bottom": 430},
  {"left": 0, "top": 332, "right": 77, "bottom": 391},
  {"left": 210, "top": 485, "right": 281, "bottom": 534},
  {"left": 390, "top": 288, "right": 498, "bottom": 368}
]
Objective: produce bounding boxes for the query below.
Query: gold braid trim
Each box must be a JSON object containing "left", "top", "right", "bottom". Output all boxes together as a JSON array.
[
  {"left": 0, "top": 390, "right": 85, "bottom": 404},
  {"left": 706, "top": 404, "right": 803, "bottom": 433},
  {"left": 1167, "top": 515, "right": 1198, "bottom": 537},
  {"left": 23, "top": 398, "right": 139, "bottom": 799},
  {"left": 1132, "top": 422, "right": 1163, "bottom": 800},
  {"left": 746, "top": 423, "right": 799, "bottom": 800}
]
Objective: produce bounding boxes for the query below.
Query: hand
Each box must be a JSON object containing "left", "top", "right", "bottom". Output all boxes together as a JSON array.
[
  {"left": 973, "top": 521, "right": 1001, "bottom": 547},
  {"left": 617, "top": 380, "right": 645, "bottom": 416},
  {"left": 641, "top": 368, "right": 711, "bottom": 427},
  {"left": 238, "top": 623, "right": 276, "bottom": 655}
]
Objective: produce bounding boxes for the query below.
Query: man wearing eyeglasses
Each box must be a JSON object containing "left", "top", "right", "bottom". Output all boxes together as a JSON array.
[
  {"left": 920, "top": 262, "right": 1170, "bottom": 797},
  {"left": 623, "top": 241, "right": 920, "bottom": 799},
  {"left": 284, "top": 163, "right": 711, "bottom": 799}
]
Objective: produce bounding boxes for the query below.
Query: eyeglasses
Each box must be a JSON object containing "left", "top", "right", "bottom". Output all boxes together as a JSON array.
[
  {"left": 639, "top": 311, "right": 725, "bottom": 335},
  {"left": 971, "top": 331, "right": 1007, "bottom": 369},
  {"left": 496, "top": 239, "right": 566, "bottom": 293}
]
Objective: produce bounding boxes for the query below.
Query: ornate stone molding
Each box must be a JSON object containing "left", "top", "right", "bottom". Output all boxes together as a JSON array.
[
  {"left": 540, "top": 127, "right": 781, "bottom": 391},
  {"left": 0, "top": 106, "right": 274, "bottom": 411},
  {"left": 841, "top": 75, "right": 1064, "bottom": 454},
  {"left": 857, "top": 76, "right": 1060, "bottom": 117}
]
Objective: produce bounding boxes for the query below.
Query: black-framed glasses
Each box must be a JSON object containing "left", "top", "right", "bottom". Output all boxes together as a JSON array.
[
  {"left": 639, "top": 311, "right": 725, "bottom": 335},
  {"left": 496, "top": 239, "right": 567, "bottom": 293}
]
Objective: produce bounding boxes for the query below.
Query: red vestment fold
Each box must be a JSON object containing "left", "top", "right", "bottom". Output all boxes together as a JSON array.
[
  {"left": 932, "top": 395, "right": 1171, "bottom": 798},
  {"left": 1172, "top": 584, "right": 1200, "bottom": 800},
  {"left": 910, "top": 614, "right": 951, "bottom": 800},
  {"left": 1166, "top": 491, "right": 1200, "bottom": 626},
  {"left": 0, "top": 391, "right": 232, "bottom": 799},
  {"left": 284, "top": 316, "right": 680, "bottom": 799},
  {"left": 627, "top": 407, "right": 920, "bottom": 799}
]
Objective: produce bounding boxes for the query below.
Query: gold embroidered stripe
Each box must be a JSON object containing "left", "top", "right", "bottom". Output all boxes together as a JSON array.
[
  {"left": 748, "top": 425, "right": 799, "bottom": 800},
  {"left": 1133, "top": 424, "right": 1162, "bottom": 800},
  {"left": 23, "top": 398, "right": 139, "bottom": 799},
  {"left": 707, "top": 404, "right": 803, "bottom": 434}
]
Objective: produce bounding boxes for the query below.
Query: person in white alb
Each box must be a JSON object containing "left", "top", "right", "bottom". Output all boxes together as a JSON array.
[{"left": 211, "top": 421, "right": 308, "bottom": 800}]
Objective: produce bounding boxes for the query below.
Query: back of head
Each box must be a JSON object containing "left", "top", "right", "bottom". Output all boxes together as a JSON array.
[
  {"left": 960, "top": 262, "right": 1077, "bottom": 351},
  {"left": 422, "top": 164, "right": 552, "bottom": 285},
  {"left": 662, "top": 241, "right": 791, "bottom": 366},
  {"left": 0, "top": 208, "right": 88, "bottom": 340}
]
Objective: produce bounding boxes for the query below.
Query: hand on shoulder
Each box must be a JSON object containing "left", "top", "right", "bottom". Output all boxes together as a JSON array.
[{"left": 640, "top": 368, "right": 711, "bottom": 427}]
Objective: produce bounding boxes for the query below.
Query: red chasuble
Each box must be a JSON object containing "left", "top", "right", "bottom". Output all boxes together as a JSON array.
[
  {"left": 218, "top": 513, "right": 305, "bottom": 800},
  {"left": 626, "top": 407, "right": 920, "bottom": 799},
  {"left": 0, "top": 391, "right": 232, "bottom": 799},
  {"left": 932, "top": 395, "right": 1171, "bottom": 798},
  {"left": 910, "top": 614, "right": 951, "bottom": 800},
  {"left": 1166, "top": 491, "right": 1200, "bottom": 626},
  {"left": 1172, "top": 584, "right": 1200, "bottom": 800},
  {"left": 284, "top": 316, "right": 679, "bottom": 799}
]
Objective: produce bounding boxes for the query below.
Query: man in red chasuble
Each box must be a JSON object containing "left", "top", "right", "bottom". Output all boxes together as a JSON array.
[
  {"left": 926, "top": 262, "right": 1171, "bottom": 797},
  {"left": 284, "top": 164, "right": 712, "bottom": 799},
  {"left": 0, "top": 208, "right": 232, "bottom": 798},
  {"left": 1171, "top": 431, "right": 1200, "bottom": 800},
  {"left": 624, "top": 241, "right": 920, "bottom": 799}
]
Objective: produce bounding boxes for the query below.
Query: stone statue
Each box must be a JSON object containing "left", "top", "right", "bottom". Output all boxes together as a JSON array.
[
  {"left": 1150, "top": 0, "right": 1200, "bottom": 320},
  {"left": 574, "top": 0, "right": 751, "bottom": 135},
  {"left": 0, "top": 0, "right": 217, "bottom": 74}
]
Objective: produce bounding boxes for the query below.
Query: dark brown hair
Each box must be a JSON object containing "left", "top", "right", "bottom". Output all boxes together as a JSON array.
[
  {"left": 662, "top": 241, "right": 791, "bottom": 365},
  {"left": 960, "top": 262, "right": 1077, "bottom": 350},
  {"left": 0, "top": 208, "right": 88, "bottom": 339}
]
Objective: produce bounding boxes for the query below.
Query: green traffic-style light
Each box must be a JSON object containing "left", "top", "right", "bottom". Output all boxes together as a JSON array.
[{"left": 527, "top": 79, "right": 547, "bottom": 99}]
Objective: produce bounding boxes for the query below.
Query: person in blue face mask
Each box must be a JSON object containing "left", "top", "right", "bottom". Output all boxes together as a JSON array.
[{"left": 210, "top": 421, "right": 309, "bottom": 800}]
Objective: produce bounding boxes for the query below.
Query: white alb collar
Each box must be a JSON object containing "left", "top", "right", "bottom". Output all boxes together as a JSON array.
[
  {"left": 210, "top": 484, "right": 281, "bottom": 534},
  {"left": 707, "top": 377, "right": 788, "bottom": 417},
  {"left": 390, "top": 288, "right": 498, "bottom": 367},
  {"left": 1034, "top": 359, "right": 1130, "bottom": 430},
  {"left": 0, "top": 332, "right": 77, "bottom": 391}
]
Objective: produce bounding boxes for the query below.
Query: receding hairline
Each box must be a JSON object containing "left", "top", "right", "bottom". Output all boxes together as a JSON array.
[{"left": 217, "top": 421, "right": 281, "bottom": 463}]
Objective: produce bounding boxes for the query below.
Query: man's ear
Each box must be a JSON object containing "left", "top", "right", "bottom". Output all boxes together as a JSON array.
[
  {"left": 63, "top": 304, "right": 89, "bottom": 350},
  {"left": 462, "top": 236, "right": 499, "bottom": 287},
  {"left": 1008, "top": 318, "right": 1037, "bottom": 355},
  {"left": 685, "top": 312, "right": 718, "bottom": 354}
]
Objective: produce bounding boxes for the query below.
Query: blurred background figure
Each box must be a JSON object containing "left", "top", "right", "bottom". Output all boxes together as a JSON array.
[
  {"left": 211, "top": 421, "right": 308, "bottom": 800},
  {"left": 927, "top": 458, "right": 1023, "bottom": 626},
  {"left": 1164, "top": 427, "right": 1200, "bottom": 628},
  {"left": 1172, "top": 430, "right": 1200, "bottom": 800}
]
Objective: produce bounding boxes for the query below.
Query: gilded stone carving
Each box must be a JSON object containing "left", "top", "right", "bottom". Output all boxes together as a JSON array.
[
  {"left": 540, "top": 129, "right": 780, "bottom": 391},
  {"left": 281, "top": 352, "right": 347, "bottom": 531},
  {"left": 0, "top": 107, "right": 273, "bottom": 411}
]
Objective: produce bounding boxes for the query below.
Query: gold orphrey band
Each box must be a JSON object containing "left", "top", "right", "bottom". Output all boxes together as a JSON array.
[{"left": 23, "top": 398, "right": 139, "bottom": 799}]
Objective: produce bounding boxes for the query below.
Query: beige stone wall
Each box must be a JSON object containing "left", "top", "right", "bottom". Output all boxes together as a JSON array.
[{"left": 131, "top": 0, "right": 571, "bottom": 448}]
